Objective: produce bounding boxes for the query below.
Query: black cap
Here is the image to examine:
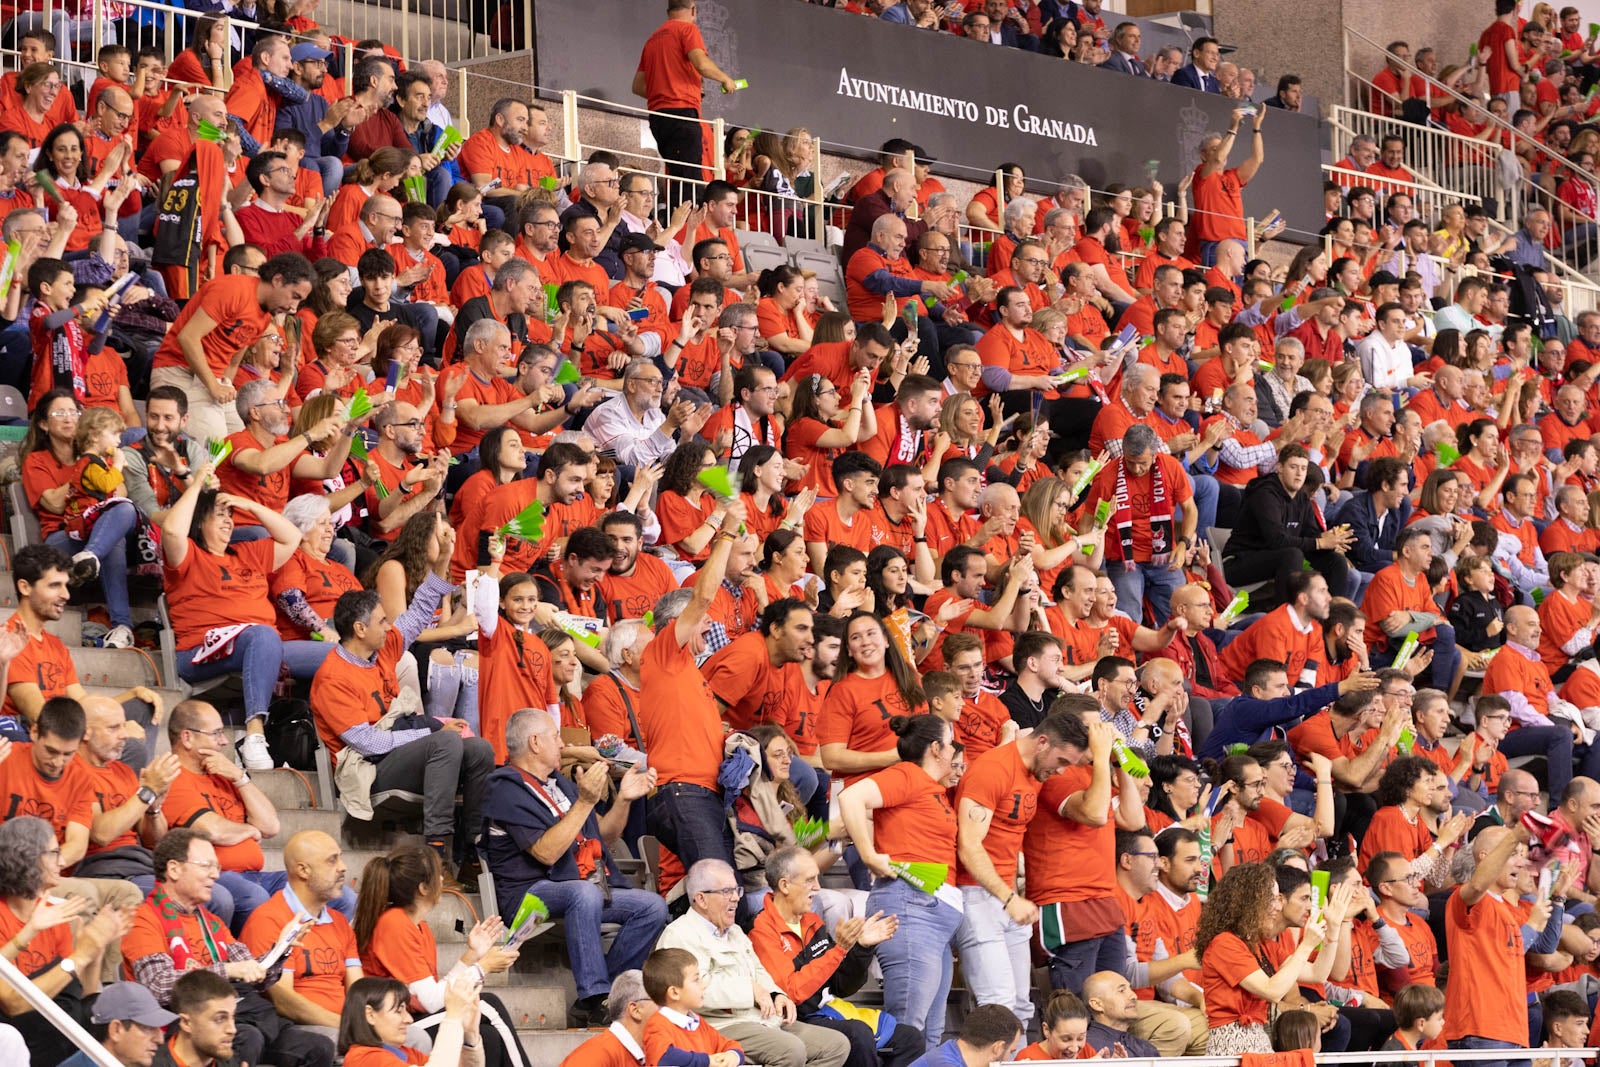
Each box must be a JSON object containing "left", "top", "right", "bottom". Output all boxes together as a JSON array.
[{"left": 618, "top": 232, "right": 663, "bottom": 254}]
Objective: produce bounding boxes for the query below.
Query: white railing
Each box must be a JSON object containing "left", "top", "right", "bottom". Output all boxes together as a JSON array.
[
  {"left": 1330, "top": 103, "right": 1507, "bottom": 223},
  {"left": 0, "top": 953, "right": 123, "bottom": 1067}
]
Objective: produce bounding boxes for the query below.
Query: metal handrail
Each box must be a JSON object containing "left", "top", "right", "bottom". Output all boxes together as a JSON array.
[{"left": 1344, "top": 23, "right": 1600, "bottom": 192}]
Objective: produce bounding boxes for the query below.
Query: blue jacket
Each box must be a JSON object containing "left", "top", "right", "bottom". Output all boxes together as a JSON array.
[
  {"left": 1172, "top": 63, "right": 1219, "bottom": 93},
  {"left": 480, "top": 764, "right": 626, "bottom": 923},
  {"left": 1200, "top": 680, "right": 1342, "bottom": 760},
  {"left": 1330, "top": 489, "right": 1411, "bottom": 575}
]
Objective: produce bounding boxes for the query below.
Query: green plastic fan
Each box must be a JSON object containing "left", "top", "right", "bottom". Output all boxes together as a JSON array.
[
  {"left": 792, "top": 816, "right": 829, "bottom": 849},
  {"left": 206, "top": 437, "right": 233, "bottom": 465},
  {"left": 1225, "top": 743, "right": 1250, "bottom": 756},
  {"left": 553, "top": 359, "right": 581, "bottom": 385},
  {"left": 642, "top": 610, "right": 654, "bottom": 629},
  {"left": 345, "top": 387, "right": 373, "bottom": 422},
  {"left": 1069, "top": 457, "right": 1104, "bottom": 498},
  {"left": 1217, "top": 589, "right": 1249, "bottom": 624},
  {"left": 348, "top": 437, "right": 388, "bottom": 499},
  {"left": 0, "top": 238, "right": 21, "bottom": 304},
  {"left": 1434, "top": 440, "right": 1460, "bottom": 467},
  {"left": 497, "top": 498, "right": 546, "bottom": 543},
  {"left": 1110, "top": 737, "right": 1148, "bottom": 778},
  {"left": 1055, "top": 365, "right": 1089, "bottom": 386},
  {"left": 32, "top": 170, "right": 64, "bottom": 205},
  {"left": 504, "top": 891, "right": 549, "bottom": 945},
  {"left": 697, "top": 466, "right": 740, "bottom": 499},
  {"left": 1137, "top": 226, "right": 1155, "bottom": 244},
  {"left": 539, "top": 176, "right": 560, "bottom": 191},
  {"left": 888, "top": 860, "right": 948, "bottom": 894},
  {"left": 1391, "top": 631, "right": 1420, "bottom": 669},
  {"left": 1092, "top": 498, "right": 1112, "bottom": 529},
  {"left": 194, "top": 118, "right": 229, "bottom": 144}
]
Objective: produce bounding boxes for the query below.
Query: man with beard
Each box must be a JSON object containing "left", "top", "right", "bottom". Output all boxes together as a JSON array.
[
  {"left": 530, "top": 526, "right": 614, "bottom": 673},
  {"left": 345, "top": 57, "right": 404, "bottom": 161},
  {"left": 239, "top": 831, "right": 359, "bottom": 1042},
  {"left": 460, "top": 99, "right": 548, "bottom": 219},
  {"left": 923, "top": 457, "right": 984, "bottom": 563},
  {"left": 998, "top": 632, "right": 1065, "bottom": 732},
  {"left": 392, "top": 71, "right": 457, "bottom": 205},
  {"left": 361, "top": 402, "right": 447, "bottom": 539},
  {"left": 150, "top": 970, "right": 259, "bottom": 1067},
  {"left": 955, "top": 709, "right": 1087, "bottom": 1036},
  {"left": 218, "top": 378, "right": 352, "bottom": 542},
  {"left": 780, "top": 613, "right": 841, "bottom": 821},
  {"left": 1149, "top": 829, "right": 1205, "bottom": 999},
  {"left": 688, "top": 530, "right": 762, "bottom": 640},
  {"left": 599, "top": 510, "right": 676, "bottom": 623},
  {"left": 1288, "top": 686, "right": 1406, "bottom": 843},
  {"left": 122, "top": 385, "right": 206, "bottom": 527},
  {"left": 274, "top": 42, "right": 356, "bottom": 197},
  {"left": 458, "top": 440, "right": 590, "bottom": 579}
]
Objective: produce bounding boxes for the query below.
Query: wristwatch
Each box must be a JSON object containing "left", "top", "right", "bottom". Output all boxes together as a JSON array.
[
  {"left": 136, "top": 785, "right": 157, "bottom": 807},
  {"left": 58, "top": 957, "right": 76, "bottom": 975}
]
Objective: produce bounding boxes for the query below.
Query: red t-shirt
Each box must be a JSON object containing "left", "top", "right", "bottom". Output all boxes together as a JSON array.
[{"left": 637, "top": 19, "right": 708, "bottom": 111}]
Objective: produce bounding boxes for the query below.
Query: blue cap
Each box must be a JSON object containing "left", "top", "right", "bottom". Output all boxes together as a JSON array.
[{"left": 291, "top": 42, "right": 332, "bottom": 63}]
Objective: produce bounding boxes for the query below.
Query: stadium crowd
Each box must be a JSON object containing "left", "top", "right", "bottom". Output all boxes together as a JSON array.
[{"left": 3, "top": 0, "right": 1600, "bottom": 1066}]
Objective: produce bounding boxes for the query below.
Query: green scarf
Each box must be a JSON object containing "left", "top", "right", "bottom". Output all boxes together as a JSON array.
[{"left": 149, "top": 885, "right": 224, "bottom": 968}]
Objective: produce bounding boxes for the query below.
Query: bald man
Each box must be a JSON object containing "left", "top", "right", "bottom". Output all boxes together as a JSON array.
[
  {"left": 1443, "top": 825, "right": 1534, "bottom": 1062},
  {"left": 1139, "top": 656, "right": 1211, "bottom": 755},
  {"left": 1080, "top": 971, "right": 1159, "bottom": 1058},
  {"left": 74, "top": 694, "right": 180, "bottom": 889},
  {"left": 1548, "top": 777, "right": 1600, "bottom": 904},
  {"left": 239, "top": 831, "right": 359, "bottom": 1043},
  {"left": 1473, "top": 767, "right": 1541, "bottom": 838},
  {"left": 1484, "top": 605, "right": 1590, "bottom": 805}
]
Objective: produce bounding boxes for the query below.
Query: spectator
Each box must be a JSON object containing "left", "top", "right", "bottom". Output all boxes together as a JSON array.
[
  {"left": 839, "top": 714, "right": 964, "bottom": 1051},
  {"left": 75, "top": 693, "right": 179, "bottom": 888},
  {"left": 749, "top": 845, "right": 923, "bottom": 1067},
  {"left": 337, "top": 974, "right": 484, "bottom": 1067},
  {"left": 1224, "top": 443, "right": 1354, "bottom": 603},
  {"left": 1172, "top": 36, "right": 1222, "bottom": 93},
  {"left": 151, "top": 971, "right": 263, "bottom": 1067},
  {"left": 64, "top": 982, "right": 176, "bottom": 1067},
  {"left": 481, "top": 706, "right": 664, "bottom": 1027},
  {"left": 905, "top": 1004, "right": 1021, "bottom": 1067},
  {"left": 585, "top": 359, "right": 712, "bottom": 469},
  {"left": 122, "top": 827, "right": 331, "bottom": 1067},
  {"left": 238, "top": 831, "right": 359, "bottom": 1044},
  {"left": 557, "top": 970, "right": 656, "bottom": 1067},
  {"left": 1443, "top": 826, "right": 1535, "bottom": 1059},
  {"left": 1190, "top": 105, "right": 1265, "bottom": 265},
  {"left": 635, "top": 0, "right": 738, "bottom": 193},
  {"left": 1079, "top": 970, "right": 1161, "bottom": 1057},
  {"left": 352, "top": 846, "right": 526, "bottom": 1067},
  {"left": 458, "top": 99, "right": 551, "bottom": 221},
  {"left": 1266, "top": 74, "right": 1303, "bottom": 111},
  {"left": 311, "top": 530, "right": 494, "bottom": 880},
  {"left": 640, "top": 947, "right": 746, "bottom": 1067},
  {"left": 656, "top": 858, "right": 850, "bottom": 1067},
  {"left": 0, "top": 815, "right": 130, "bottom": 1065}
]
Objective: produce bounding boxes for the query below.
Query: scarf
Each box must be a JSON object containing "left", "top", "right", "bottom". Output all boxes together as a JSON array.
[
  {"left": 1113, "top": 457, "right": 1173, "bottom": 570},
  {"left": 150, "top": 884, "right": 223, "bottom": 969},
  {"left": 515, "top": 768, "right": 601, "bottom": 879},
  {"left": 888, "top": 412, "right": 923, "bottom": 465}
]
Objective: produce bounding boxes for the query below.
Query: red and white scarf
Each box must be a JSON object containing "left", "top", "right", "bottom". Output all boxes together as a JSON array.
[{"left": 1113, "top": 457, "right": 1174, "bottom": 569}]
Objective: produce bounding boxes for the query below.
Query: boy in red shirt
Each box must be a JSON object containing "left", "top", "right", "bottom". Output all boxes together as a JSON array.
[{"left": 641, "top": 948, "right": 746, "bottom": 1067}]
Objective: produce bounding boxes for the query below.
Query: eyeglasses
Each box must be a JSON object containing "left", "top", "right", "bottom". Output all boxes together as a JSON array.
[
  {"left": 48, "top": 409, "right": 81, "bottom": 420},
  {"left": 394, "top": 420, "right": 424, "bottom": 430},
  {"left": 590, "top": 178, "right": 620, "bottom": 188},
  {"left": 704, "top": 254, "right": 733, "bottom": 263},
  {"left": 1126, "top": 851, "right": 1159, "bottom": 860},
  {"left": 631, "top": 375, "right": 664, "bottom": 387},
  {"left": 188, "top": 726, "right": 230, "bottom": 741},
  {"left": 181, "top": 859, "right": 222, "bottom": 876},
  {"left": 947, "top": 362, "right": 982, "bottom": 371},
  {"left": 701, "top": 886, "right": 744, "bottom": 898},
  {"left": 531, "top": 219, "right": 561, "bottom": 229},
  {"left": 1381, "top": 873, "right": 1422, "bottom": 886},
  {"left": 253, "top": 399, "right": 288, "bottom": 410}
]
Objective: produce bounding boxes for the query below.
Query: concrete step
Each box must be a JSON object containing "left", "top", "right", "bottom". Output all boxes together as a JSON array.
[
  {"left": 250, "top": 768, "right": 324, "bottom": 811},
  {"left": 514, "top": 1029, "right": 592, "bottom": 1067},
  {"left": 69, "top": 646, "right": 161, "bottom": 688}
]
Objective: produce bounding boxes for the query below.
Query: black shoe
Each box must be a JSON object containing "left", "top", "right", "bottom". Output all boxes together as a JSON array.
[
  {"left": 568, "top": 994, "right": 608, "bottom": 1029},
  {"left": 455, "top": 856, "right": 483, "bottom": 888}
]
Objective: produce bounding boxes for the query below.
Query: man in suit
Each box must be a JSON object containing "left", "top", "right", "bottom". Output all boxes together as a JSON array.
[
  {"left": 1172, "top": 35, "right": 1222, "bottom": 93},
  {"left": 1101, "top": 23, "right": 1149, "bottom": 76}
]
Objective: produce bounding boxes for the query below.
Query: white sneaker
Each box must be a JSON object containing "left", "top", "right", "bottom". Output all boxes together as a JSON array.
[
  {"left": 102, "top": 625, "right": 134, "bottom": 649},
  {"left": 69, "top": 551, "right": 99, "bottom": 586},
  {"left": 238, "top": 732, "right": 274, "bottom": 771}
]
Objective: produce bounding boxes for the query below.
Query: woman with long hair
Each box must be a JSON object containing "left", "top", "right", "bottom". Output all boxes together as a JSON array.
[
  {"left": 367, "top": 511, "right": 477, "bottom": 656},
  {"left": 735, "top": 725, "right": 842, "bottom": 902},
  {"left": 469, "top": 539, "right": 558, "bottom": 762},
  {"left": 1196, "top": 862, "right": 1347, "bottom": 1054},
  {"left": 435, "top": 181, "right": 486, "bottom": 258},
  {"left": 811, "top": 310, "right": 854, "bottom": 345},
  {"left": 1038, "top": 16, "right": 1079, "bottom": 58},
  {"left": 935, "top": 391, "right": 997, "bottom": 469},
  {"left": 784, "top": 369, "right": 874, "bottom": 498},
  {"left": 337, "top": 975, "right": 481, "bottom": 1067},
  {"left": 373, "top": 323, "right": 450, "bottom": 451},
  {"left": 537, "top": 627, "right": 587, "bottom": 732},
  {"left": 352, "top": 847, "right": 528, "bottom": 1067},
  {"left": 329, "top": 146, "right": 416, "bottom": 233},
  {"left": 305, "top": 257, "right": 356, "bottom": 319},
  {"left": 737, "top": 444, "right": 807, "bottom": 545},
  {"left": 838, "top": 713, "right": 961, "bottom": 1053},
  {"left": 449, "top": 426, "right": 523, "bottom": 528},
  {"left": 1018, "top": 476, "right": 1103, "bottom": 597},
  {"left": 755, "top": 265, "right": 815, "bottom": 357},
  {"left": 166, "top": 15, "right": 232, "bottom": 90},
  {"left": 656, "top": 439, "right": 726, "bottom": 563},
  {"left": 821, "top": 612, "right": 927, "bottom": 784},
  {"left": 866, "top": 546, "right": 915, "bottom": 658}
]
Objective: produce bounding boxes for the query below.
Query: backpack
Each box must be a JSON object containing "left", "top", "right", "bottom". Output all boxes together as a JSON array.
[{"left": 264, "top": 697, "right": 319, "bottom": 772}]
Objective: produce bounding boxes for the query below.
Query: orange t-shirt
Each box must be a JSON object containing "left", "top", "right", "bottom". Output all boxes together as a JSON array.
[
  {"left": 801, "top": 499, "right": 882, "bottom": 557},
  {"left": 240, "top": 891, "right": 359, "bottom": 1016},
  {"left": 346, "top": 1047, "right": 427, "bottom": 1067},
  {"left": 599, "top": 552, "right": 678, "bottom": 624},
  {"left": 0, "top": 742, "right": 92, "bottom": 843},
  {"left": 954, "top": 740, "right": 1039, "bottom": 886},
  {"left": 478, "top": 619, "right": 558, "bottom": 765},
  {"left": 1202, "top": 930, "right": 1271, "bottom": 1027},
  {"left": 81, "top": 756, "right": 139, "bottom": 855},
  {"left": 151, "top": 274, "right": 269, "bottom": 377},
  {"left": 217, "top": 429, "right": 290, "bottom": 526},
  {"left": 819, "top": 671, "right": 920, "bottom": 784},
  {"left": 162, "top": 767, "right": 265, "bottom": 871},
  {"left": 1217, "top": 604, "right": 1325, "bottom": 691},
  {"left": 700, "top": 632, "right": 788, "bottom": 732},
  {"left": 643, "top": 1013, "right": 743, "bottom": 1066},
  {"left": 457, "top": 128, "right": 542, "bottom": 190},
  {"left": 360, "top": 906, "right": 435, "bottom": 985},
  {"left": 1442, "top": 888, "right": 1527, "bottom": 1044},
  {"left": 637, "top": 19, "right": 709, "bottom": 111},
  {"left": 656, "top": 490, "right": 718, "bottom": 562},
  {"left": 1191, "top": 166, "right": 1247, "bottom": 243},
  {"left": 954, "top": 691, "right": 1011, "bottom": 763},
  {"left": 162, "top": 539, "right": 277, "bottom": 651},
  {"left": 1082, "top": 454, "right": 1193, "bottom": 564},
  {"left": 0, "top": 898, "right": 70, "bottom": 977},
  {"left": 267, "top": 549, "right": 362, "bottom": 640},
  {"left": 1022, "top": 765, "right": 1117, "bottom": 906},
  {"left": 121, "top": 897, "right": 236, "bottom": 978},
  {"left": 1, "top": 613, "right": 80, "bottom": 720},
  {"left": 868, "top": 760, "right": 957, "bottom": 868},
  {"left": 975, "top": 322, "right": 1059, "bottom": 398},
  {"left": 638, "top": 628, "right": 723, "bottom": 790},
  {"left": 1482, "top": 643, "right": 1554, "bottom": 718},
  {"left": 1358, "top": 804, "right": 1434, "bottom": 871},
  {"left": 1537, "top": 589, "right": 1593, "bottom": 676}
]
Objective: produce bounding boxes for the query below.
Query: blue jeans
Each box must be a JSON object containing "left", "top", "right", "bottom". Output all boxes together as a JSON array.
[
  {"left": 867, "top": 877, "right": 962, "bottom": 1052},
  {"left": 176, "top": 624, "right": 334, "bottom": 721},
  {"left": 46, "top": 498, "right": 137, "bottom": 628},
  {"left": 1499, "top": 724, "right": 1574, "bottom": 807},
  {"left": 526, "top": 879, "right": 667, "bottom": 999},
  {"left": 789, "top": 760, "right": 831, "bottom": 821},
  {"left": 1190, "top": 472, "right": 1219, "bottom": 541},
  {"left": 1446, "top": 1035, "right": 1524, "bottom": 1067},
  {"left": 303, "top": 157, "right": 341, "bottom": 198},
  {"left": 1108, "top": 560, "right": 1183, "bottom": 626},
  {"left": 645, "top": 782, "right": 735, "bottom": 871},
  {"left": 1045, "top": 926, "right": 1129, "bottom": 995}
]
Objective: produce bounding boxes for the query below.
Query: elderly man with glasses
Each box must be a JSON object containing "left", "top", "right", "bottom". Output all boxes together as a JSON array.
[
  {"left": 656, "top": 859, "right": 850, "bottom": 1067},
  {"left": 585, "top": 357, "right": 711, "bottom": 468}
]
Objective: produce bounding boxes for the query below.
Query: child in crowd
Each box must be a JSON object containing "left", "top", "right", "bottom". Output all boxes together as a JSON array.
[
  {"left": 1382, "top": 983, "right": 1446, "bottom": 1053},
  {"left": 641, "top": 948, "right": 745, "bottom": 1067}
]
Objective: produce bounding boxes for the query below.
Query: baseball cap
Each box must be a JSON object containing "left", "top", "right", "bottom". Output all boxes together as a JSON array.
[
  {"left": 290, "top": 42, "right": 333, "bottom": 63},
  {"left": 618, "top": 232, "right": 663, "bottom": 254},
  {"left": 91, "top": 983, "right": 178, "bottom": 1028}
]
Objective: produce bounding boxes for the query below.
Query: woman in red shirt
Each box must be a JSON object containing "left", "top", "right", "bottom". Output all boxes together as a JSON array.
[
  {"left": 1453, "top": 417, "right": 1513, "bottom": 513},
  {"left": 165, "top": 16, "right": 232, "bottom": 90},
  {"left": 838, "top": 713, "right": 961, "bottom": 1055},
  {"left": 655, "top": 439, "right": 724, "bottom": 564},
  {"left": 338, "top": 974, "right": 483, "bottom": 1067},
  {"left": 352, "top": 846, "right": 528, "bottom": 1067},
  {"left": 1197, "top": 862, "right": 1346, "bottom": 1054},
  {"left": 37, "top": 123, "right": 119, "bottom": 253},
  {"left": 783, "top": 370, "right": 874, "bottom": 499}
]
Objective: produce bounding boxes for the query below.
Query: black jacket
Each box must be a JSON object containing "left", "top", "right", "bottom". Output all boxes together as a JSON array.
[
  {"left": 1447, "top": 589, "right": 1505, "bottom": 653},
  {"left": 1226, "top": 473, "right": 1323, "bottom": 558},
  {"left": 1330, "top": 490, "right": 1411, "bottom": 574}
]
